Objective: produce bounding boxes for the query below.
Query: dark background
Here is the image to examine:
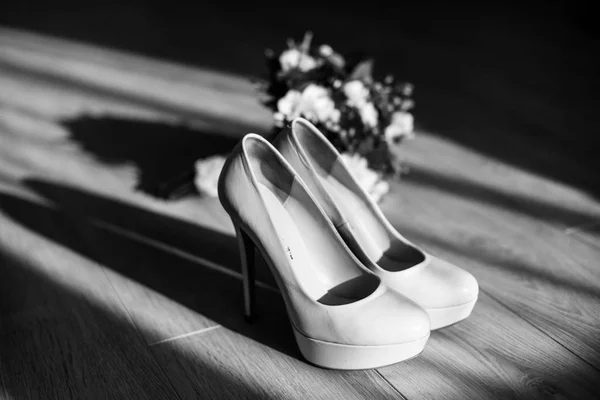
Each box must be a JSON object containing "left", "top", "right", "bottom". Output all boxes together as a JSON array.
[{"left": 2, "top": 0, "right": 598, "bottom": 195}]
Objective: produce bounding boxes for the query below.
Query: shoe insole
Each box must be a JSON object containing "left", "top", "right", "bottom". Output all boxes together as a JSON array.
[
  {"left": 320, "top": 171, "right": 421, "bottom": 272},
  {"left": 258, "top": 181, "right": 378, "bottom": 305}
]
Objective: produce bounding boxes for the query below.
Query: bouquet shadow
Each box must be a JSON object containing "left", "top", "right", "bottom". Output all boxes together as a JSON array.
[
  {"left": 9, "top": 179, "right": 300, "bottom": 360},
  {"left": 63, "top": 116, "right": 241, "bottom": 199}
]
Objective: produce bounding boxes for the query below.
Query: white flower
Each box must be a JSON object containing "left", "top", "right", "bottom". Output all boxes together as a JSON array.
[
  {"left": 319, "top": 44, "right": 333, "bottom": 57},
  {"left": 343, "top": 80, "right": 378, "bottom": 127},
  {"left": 277, "top": 90, "right": 302, "bottom": 119},
  {"left": 358, "top": 102, "right": 379, "bottom": 128},
  {"left": 194, "top": 155, "right": 226, "bottom": 197},
  {"left": 370, "top": 180, "right": 390, "bottom": 204},
  {"left": 343, "top": 80, "right": 369, "bottom": 107},
  {"left": 298, "top": 84, "right": 340, "bottom": 124},
  {"left": 339, "top": 153, "right": 390, "bottom": 203},
  {"left": 279, "top": 48, "right": 317, "bottom": 72},
  {"left": 385, "top": 111, "right": 414, "bottom": 143},
  {"left": 299, "top": 56, "right": 317, "bottom": 72},
  {"left": 277, "top": 85, "right": 340, "bottom": 125}
]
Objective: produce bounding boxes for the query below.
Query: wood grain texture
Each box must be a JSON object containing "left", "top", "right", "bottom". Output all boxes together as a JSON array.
[
  {"left": 377, "top": 292, "right": 600, "bottom": 399},
  {"left": 0, "top": 112, "right": 279, "bottom": 346},
  {"left": 151, "top": 326, "right": 403, "bottom": 400},
  {"left": 0, "top": 102, "right": 279, "bottom": 344},
  {"left": 383, "top": 136, "right": 600, "bottom": 369},
  {"left": 398, "top": 134, "right": 600, "bottom": 230},
  {"left": 0, "top": 27, "right": 273, "bottom": 132},
  {"left": 567, "top": 223, "right": 600, "bottom": 252},
  {"left": 0, "top": 38, "right": 280, "bottom": 344},
  {"left": 0, "top": 214, "right": 178, "bottom": 400},
  {"left": 0, "top": 190, "right": 228, "bottom": 344}
]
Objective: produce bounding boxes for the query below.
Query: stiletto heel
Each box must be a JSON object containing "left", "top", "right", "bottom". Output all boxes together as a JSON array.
[
  {"left": 218, "top": 133, "right": 429, "bottom": 369},
  {"left": 235, "top": 224, "right": 256, "bottom": 322}
]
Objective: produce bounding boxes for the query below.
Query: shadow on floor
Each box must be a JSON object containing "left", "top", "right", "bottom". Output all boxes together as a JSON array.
[
  {"left": 62, "top": 116, "right": 240, "bottom": 199},
  {"left": 4, "top": 2, "right": 599, "bottom": 199},
  {"left": 401, "top": 222, "right": 600, "bottom": 302},
  {"left": 23, "top": 178, "right": 275, "bottom": 288},
  {"left": 0, "top": 248, "right": 276, "bottom": 400},
  {"left": 2, "top": 186, "right": 598, "bottom": 398},
  {"left": 403, "top": 165, "right": 600, "bottom": 227},
  {"left": 0, "top": 184, "right": 298, "bottom": 361},
  {"left": 413, "top": 98, "right": 600, "bottom": 201},
  {"left": 387, "top": 211, "right": 600, "bottom": 372}
]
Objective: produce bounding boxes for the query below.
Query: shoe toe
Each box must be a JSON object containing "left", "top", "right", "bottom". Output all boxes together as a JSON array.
[
  {"left": 361, "top": 290, "right": 430, "bottom": 345},
  {"left": 427, "top": 256, "right": 479, "bottom": 307}
]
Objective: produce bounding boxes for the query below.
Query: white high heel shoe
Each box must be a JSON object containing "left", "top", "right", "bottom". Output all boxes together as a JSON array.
[
  {"left": 218, "top": 134, "right": 430, "bottom": 369},
  {"left": 273, "top": 118, "right": 479, "bottom": 330}
]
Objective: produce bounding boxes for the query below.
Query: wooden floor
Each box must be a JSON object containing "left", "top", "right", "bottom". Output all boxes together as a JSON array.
[{"left": 1, "top": 27, "right": 599, "bottom": 399}]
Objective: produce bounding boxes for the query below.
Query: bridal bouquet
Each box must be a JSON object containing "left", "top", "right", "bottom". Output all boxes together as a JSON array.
[
  {"left": 258, "top": 32, "right": 416, "bottom": 201},
  {"left": 164, "top": 33, "right": 416, "bottom": 203}
]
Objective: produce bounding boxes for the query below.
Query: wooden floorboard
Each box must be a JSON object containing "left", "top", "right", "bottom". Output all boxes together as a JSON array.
[
  {"left": 0, "top": 215, "right": 178, "bottom": 400},
  {"left": 376, "top": 292, "right": 600, "bottom": 399},
  {"left": 0, "top": 27, "right": 272, "bottom": 133},
  {"left": 150, "top": 326, "right": 403, "bottom": 400},
  {"left": 0, "top": 108, "right": 276, "bottom": 345},
  {"left": 398, "top": 134, "right": 600, "bottom": 230},
  {"left": 0, "top": 308, "right": 179, "bottom": 400},
  {"left": 1, "top": 27, "right": 599, "bottom": 399},
  {"left": 0, "top": 88, "right": 280, "bottom": 344},
  {"left": 383, "top": 137, "right": 600, "bottom": 368},
  {"left": 0, "top": 190, "right": 228, "bottom": 345},
  {"left": 567, "top": 224, "right": 600, "bottom": 253}
]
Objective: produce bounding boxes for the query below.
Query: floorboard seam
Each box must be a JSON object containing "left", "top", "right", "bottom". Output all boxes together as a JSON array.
[
  {"left": 482, "top": 288, "right": 600, "bottom": 373},
  {"left": 98, "top": 264, "right": 186, "bottom": 400},
  {"left": 94, "top": 220, "right": 279, "bottom": 293},
  {"left": 374, "top": 370, "right": 409, "bottom": 400},
  {"left": 149, "top": 325, "right": 222, "bottom": 346}
]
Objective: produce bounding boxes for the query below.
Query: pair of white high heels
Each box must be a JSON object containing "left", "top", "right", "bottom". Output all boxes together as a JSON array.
[{"left": 218, "top": 117, "right": 478, "bottom": 370}]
